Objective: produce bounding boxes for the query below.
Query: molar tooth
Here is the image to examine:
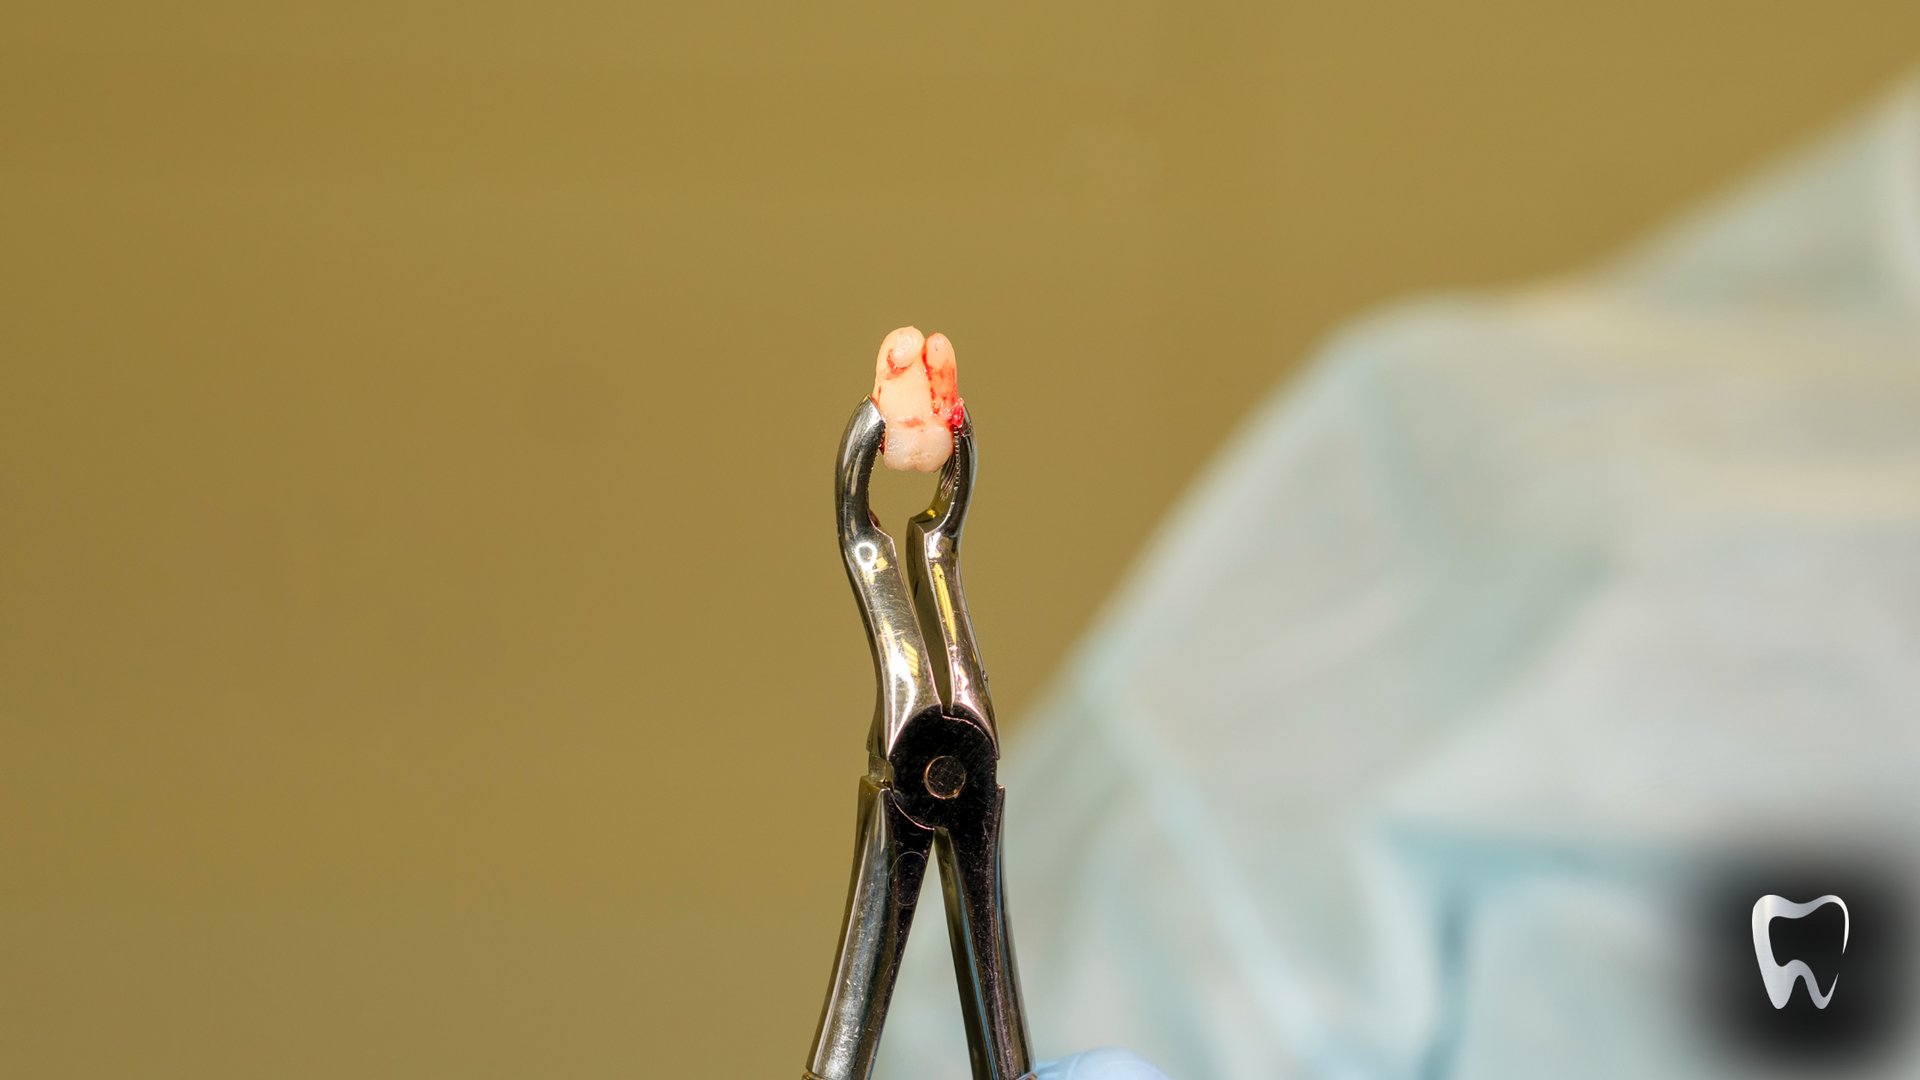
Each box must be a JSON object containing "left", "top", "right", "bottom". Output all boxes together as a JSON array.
[{"left": 872, "top": 326, "right": 961, "bottom": 472}]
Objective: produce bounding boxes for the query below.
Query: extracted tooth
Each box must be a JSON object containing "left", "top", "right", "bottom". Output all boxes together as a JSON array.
[{"left": 872, "top": 326, "right": 965, "bottom": 472}]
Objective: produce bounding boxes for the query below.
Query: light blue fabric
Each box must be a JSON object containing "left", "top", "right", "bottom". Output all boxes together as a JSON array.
[
  {"left": 878, "top": 76, "right": 1920, "bottom": 1080},
  {"left": 1036, "top": 1048, "right": 1174, "bottom": 1080}
]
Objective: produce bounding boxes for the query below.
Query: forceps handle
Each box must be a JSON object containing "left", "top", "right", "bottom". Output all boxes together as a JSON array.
[
  {"left": 805, "top": 777, "right": 934, "bottom": 1080},
  {"left": 935, "top": 786, "right": 1033, "bottom": 1080}
]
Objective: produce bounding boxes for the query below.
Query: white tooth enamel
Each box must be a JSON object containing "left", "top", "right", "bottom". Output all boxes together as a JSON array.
[{"left": 1751, "top": 894, "right": 1850, "bottom": 1010}]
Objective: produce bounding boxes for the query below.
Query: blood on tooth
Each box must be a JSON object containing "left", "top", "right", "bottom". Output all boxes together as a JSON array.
[
  {"left": 923, "top": 333, "right": 960, "bottom": 430},
  {"left": 879, "top": 326, "right": 925, "bottom": 377},
  {"left": 871, "top": 325, "right": 961, "bottom": 472}
]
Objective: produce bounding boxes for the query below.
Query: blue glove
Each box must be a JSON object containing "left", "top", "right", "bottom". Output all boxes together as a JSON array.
[{"left": 1035, "top": 1048, "right": 1171, "bottom": 1080}]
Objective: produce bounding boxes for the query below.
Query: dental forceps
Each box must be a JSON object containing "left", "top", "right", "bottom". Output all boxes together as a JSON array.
[{"left": 804, "top": 399, "right": 1033, "bottom": 1080}]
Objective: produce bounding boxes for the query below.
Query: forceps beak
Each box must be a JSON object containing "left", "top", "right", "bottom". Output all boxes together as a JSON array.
[
  {"left": 834, "top": 397, "right": 998, "bottom": 759},
  {"left": 905, "top": 411, "right": 997, "bottom": 739}
]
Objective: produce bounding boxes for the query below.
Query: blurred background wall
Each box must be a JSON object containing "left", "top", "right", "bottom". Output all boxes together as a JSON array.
[{"left": 2, "top": 2, "right": 1917, "bottom": 1076}]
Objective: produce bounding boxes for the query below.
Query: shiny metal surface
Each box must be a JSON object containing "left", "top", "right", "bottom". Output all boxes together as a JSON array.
[
  {"left": 833, "top": 399, "right": 941, "bottom": 763},
  {"left": 807, "top": 399, "right": 1034, "bottom": 1080},
  {"left": 905, "top": 421, "right": 995, "bottom": 740}
]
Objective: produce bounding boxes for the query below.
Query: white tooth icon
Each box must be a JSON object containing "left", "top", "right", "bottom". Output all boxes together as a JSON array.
[{"left": 1751, "top": 894, "right": 1849, "bottom": 1009}]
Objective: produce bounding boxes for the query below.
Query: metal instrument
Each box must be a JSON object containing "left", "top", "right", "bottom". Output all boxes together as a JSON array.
[{"left": 805, "top": 398, "right": 1033, "bottom": 1080}]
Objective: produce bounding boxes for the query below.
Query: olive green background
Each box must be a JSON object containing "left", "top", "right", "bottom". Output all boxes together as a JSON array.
[{"left": 1, "top": 2, "right": 1915, "bottom": 1076}]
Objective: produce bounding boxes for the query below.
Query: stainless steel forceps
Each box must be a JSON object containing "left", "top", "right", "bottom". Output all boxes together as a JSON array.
[{"left": 804, "top": 398, "right": 1033, "bottom": 1080}]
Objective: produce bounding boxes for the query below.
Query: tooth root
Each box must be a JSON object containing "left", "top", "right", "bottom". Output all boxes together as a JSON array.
[
  {"left": 871, "top": 326, "right": 959, "bottom": 472},
  {"left": 874, "top": 326, "right": 925, "bottom": 380}
]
